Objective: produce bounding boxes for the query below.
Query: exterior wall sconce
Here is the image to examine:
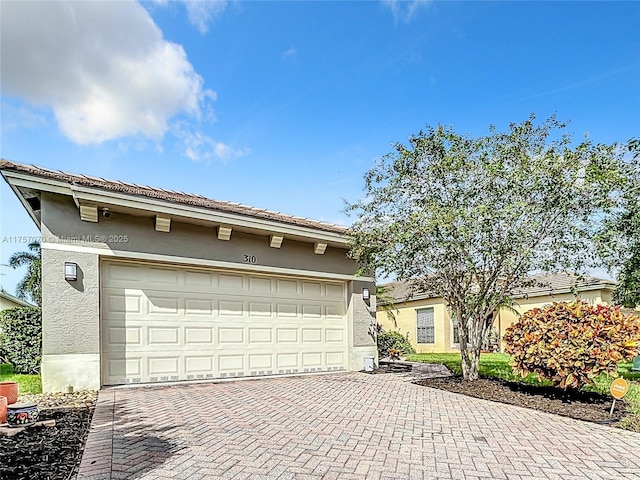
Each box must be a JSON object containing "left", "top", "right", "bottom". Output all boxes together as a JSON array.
[
  {"left": 362, "top": 288, "right": 370, "bottom": 301},
  {"left": 64, "top": 262, "right": 78, "bottom": 281}
]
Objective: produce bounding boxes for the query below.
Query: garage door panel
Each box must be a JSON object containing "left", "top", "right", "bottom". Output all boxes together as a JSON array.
[
  {"left": 184, "top": 355, "right": 214, "bottom": 374},
  {"left": 148, "top": 296, "right": 180, "bottom": 314},
  {"left": 325, "top": 284, "right": 344, "bottom": 299},
  {"left": 106, "top": 326, "right": 142, "bottom": 346},
  {"left": 249, "top": 276, "right": 272, "bottom": 291},
  {"left": 276, "top": 279, "right": 298, "bottom": 295},
  {"left": 249, "top": 354, "right": 272, "bottom": 370},
  {"left": 276, "top": 353, "right": 299, "bottom": 369},
  {"left": 326, "top": 351, "right": 345, "bottom": 366},
  {"left": 185, "top": 327, "right": 214, "bottom": 344},
  {"left": 218, "top": 327, "right": 244, "bottom": 343},
  {"left": 148, "top": 266, "right": 180, "bottom": 283},
  {"left": 326, "top": 329, "right": 345, "bottom": 342},
  {"left": 148, "top": 356, "right": 180, "bottom": 375},
  {"left": 104, "top": 292, "right": 143, "bottom": 314},
  {"left": 249, "top": 302, "right": 272, "bottom": 317},
  {"left": 185, "top": 270, "right": 215, "bottom": 288},
  {"left": 185, "top": 298, "right": 215, "bottom": 315},
  {"left": 276, "top": 304, "right": 298, "bottom": 317},
  {"left": 302, "top": 305, "right": 322, "bottom": 318},
  {"left": 302, "top": 328, "right": 322, "bottom": 343},
  {"left": 326, "top": 305, "right": 346, "bottom": 318},
  {"left": 302, "top": 281, "right": 322, "bottom": 297},
  {"left": 302, "top": 352, "right": 323, "bottom": 368},
  {"left": 219, "top": 354, "right": 244, "bottom": 372},
  {"left": 276, "top": 329, "right": 298, "bottom": 343},
  {"left": 101, "top": 261, "right": 348, "bottom": 385},
  {"left": 148, "top": 327, "right": 180, "bottom": 345},
  {"left": 107, "top": 263, "right": 143, "bottom": 283},
  {"left": 219, "top": 300, "right": 244, "bottom": 316},
  {"left": 249, "top": 328, "right": 272, "bottom": 343},
  {"left": 219, "top": 273, "right": 244, "bottom": 290},
  {"left": 103, "top": 356, "right": 142, "bottom": 380}
]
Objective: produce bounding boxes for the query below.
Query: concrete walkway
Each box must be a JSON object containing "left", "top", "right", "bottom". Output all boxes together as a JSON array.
[{"left": 77, "top": 372, "right": 640, "bottom": 480}]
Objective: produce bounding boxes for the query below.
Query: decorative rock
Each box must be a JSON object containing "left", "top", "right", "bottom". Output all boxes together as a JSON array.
[
  {"left": 6, "top": 402, "right": 39, "bottom": 427},
  {"left": 17, "top": 390, "right": 98, "bottom": 410}
]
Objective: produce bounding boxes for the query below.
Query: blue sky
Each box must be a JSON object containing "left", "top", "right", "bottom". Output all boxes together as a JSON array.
[{"left": 1, "top": 1, "right": 639, "bottom": 294}]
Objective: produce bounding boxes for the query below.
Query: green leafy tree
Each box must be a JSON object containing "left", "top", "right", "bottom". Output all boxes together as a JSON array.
[
  {"left": 9, "top": 241, "right": 41, "bottom": 306},
  {"left": 599, "top": 138, "right": 640, "bottom": 308},
  {"left": 347, "top": 114, "right": 631, "bottom": 381},
  {"left": 376, "top": 285, "right": 398, "bottom": 329}
]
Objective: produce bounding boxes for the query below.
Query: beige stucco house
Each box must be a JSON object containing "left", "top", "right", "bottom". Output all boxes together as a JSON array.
[
  {"left": 377, "top": 273, "right": 617, "bottom": 353},
  {"left": 0, "top": 291, "right": 35, "bottom": 310},
  {"left": 1, "top": 160, "right": 376, "bottom": 392}
]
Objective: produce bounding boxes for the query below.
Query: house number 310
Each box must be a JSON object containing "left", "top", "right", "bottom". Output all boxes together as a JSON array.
[{"left": 243, "top": 255, "right": 257, "bottom": 264}]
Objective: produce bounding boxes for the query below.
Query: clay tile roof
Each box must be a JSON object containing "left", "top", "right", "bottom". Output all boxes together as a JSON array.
[
  {"left": 0, "top": 159, "right": 349, "bottom": 235},
  {"left": 381, "top": 272, "right": 616, "bottom": 304}
]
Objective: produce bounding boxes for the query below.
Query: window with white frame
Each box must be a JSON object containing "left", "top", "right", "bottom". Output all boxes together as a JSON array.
[
  {"left": 416, "top": 308, "right": 435, "bottom": 344},
  {"left": 451, "top": 318, "right": 460, "bottom": 346}
]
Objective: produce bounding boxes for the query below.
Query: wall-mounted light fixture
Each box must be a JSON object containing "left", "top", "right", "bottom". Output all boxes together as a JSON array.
[
  {"left": 64, "top": 262, "right": 78, "bottom": 282},
  {"left": 362, "top": 288, "right": 370, "bottom": 301}
]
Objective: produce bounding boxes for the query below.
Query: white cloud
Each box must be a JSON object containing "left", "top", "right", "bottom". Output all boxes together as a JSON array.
[
  {"left": 181, "top": 0, "right": 228, "bottom": 34},
  {"left": 175, "top": 127, "right": 250, "bottom": 162},
  {"left": 0, "top": 1, "right": 212, "bottom": 145},
  {"left": 382, "top": 0, "right": 431, "bottom": 23}
]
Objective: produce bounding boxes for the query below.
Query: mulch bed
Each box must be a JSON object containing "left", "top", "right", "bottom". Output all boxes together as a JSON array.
[
  {"left": 0, "top": 407, "right": 94, "bottom": 480},
  {"left": 416, "top": 375, "right": 628, "bottom": 425},
  {"left": 0, "top": 393, "right": 96, "bottom": 480}
]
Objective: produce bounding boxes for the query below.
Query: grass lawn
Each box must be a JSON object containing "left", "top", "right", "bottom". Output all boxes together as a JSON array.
[
  {"left": 0, "top": 364, "right": 42, "bottom": 394},
  {"left": 406, "top": 352, "right": 640, "bottom": 430}
]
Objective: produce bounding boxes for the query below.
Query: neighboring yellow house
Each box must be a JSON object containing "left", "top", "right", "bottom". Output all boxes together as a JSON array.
[
  {"left": 0, "top": 291, "right": 35, "bottom": 311},
  {"left": 377, "top": 273, "right": 617, "bottom": 353}
]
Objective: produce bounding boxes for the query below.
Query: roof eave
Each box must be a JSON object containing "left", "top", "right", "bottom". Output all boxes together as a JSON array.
[{"left": 2, "top": 170, "right": 352, "bottom": 247}]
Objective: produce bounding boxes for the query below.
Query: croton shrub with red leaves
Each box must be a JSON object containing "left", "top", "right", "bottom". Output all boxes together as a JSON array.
[{"left": 504, "top": 300, "right": 640, "bottom": 389}]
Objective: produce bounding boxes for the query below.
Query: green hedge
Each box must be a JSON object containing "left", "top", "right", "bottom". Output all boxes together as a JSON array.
[
  {"left": 377, "top": 331, "right": 416, "bottom": 357},
  {"left": 0, "top": 363, "right": 14, "bottom": 375},
  {"left": 0, "top": 307, "right": 42, "bottom": 374}
]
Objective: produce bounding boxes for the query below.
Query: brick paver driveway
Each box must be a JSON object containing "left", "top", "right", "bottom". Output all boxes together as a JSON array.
[{"left": 78, "top": 372, "right": 640, "bottom": 480}]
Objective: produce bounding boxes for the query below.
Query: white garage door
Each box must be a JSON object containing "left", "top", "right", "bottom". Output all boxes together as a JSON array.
[{"left": 101, "top": 261, "right": 348, "bottom": 385}]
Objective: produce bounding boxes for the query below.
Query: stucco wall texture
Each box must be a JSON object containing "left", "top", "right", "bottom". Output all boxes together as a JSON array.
[
  {"left": 41, "top": 193, "right": 355, "bottom": 276},
  {"left": 377, "top": 290, "right": 612, "bottom": 354},
  {"left": 38, "top": 192, "right": 376, "bottom": 390}
]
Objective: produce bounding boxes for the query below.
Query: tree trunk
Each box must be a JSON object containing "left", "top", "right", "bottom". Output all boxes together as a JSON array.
[
  {"left": 460, "top": 313, "right": 487, "bottom": 382},
  {"left": 468, "top": 343, "right": 482, "bottom": 381}
]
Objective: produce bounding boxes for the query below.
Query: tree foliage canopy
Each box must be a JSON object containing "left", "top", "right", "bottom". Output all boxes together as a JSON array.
[
  {"left": 347, "top": 115, "right": 633, "bottom": 380},
  {"left": 599, "top": 138, "right": 640, "bottom": 308}
]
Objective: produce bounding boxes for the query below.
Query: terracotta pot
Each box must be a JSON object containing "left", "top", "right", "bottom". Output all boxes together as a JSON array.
[
  {"left": 0, "top": 381, "right": 19, "bottom": 405},
  {"left": 0, "top": 396, "right": 6, "bottom": 424},
  {"left": 6, "top": 402, "right": 38, "bottom": 427}
]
